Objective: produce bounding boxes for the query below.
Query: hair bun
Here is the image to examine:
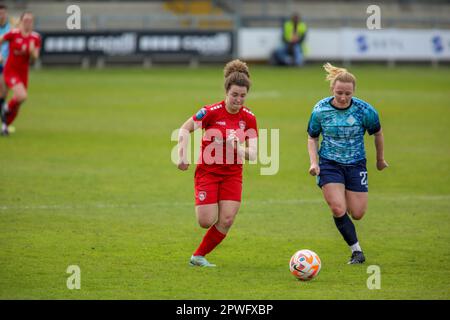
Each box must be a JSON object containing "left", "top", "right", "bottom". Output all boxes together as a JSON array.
[{"left": 224, "top": 59, "right": 250, "bottom": 79}]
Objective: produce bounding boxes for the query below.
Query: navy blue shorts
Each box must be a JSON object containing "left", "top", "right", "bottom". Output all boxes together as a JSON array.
[{"left": 317, "top": 158, "right": 368, "bottom": 192}]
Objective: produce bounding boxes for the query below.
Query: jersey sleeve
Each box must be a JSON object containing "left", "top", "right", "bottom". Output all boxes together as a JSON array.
[
  {"left": 2, "top": 30, "right": 13, "bottom": 42},
  {"left": 192, "top": 106, "right": 212, "bottom": 129},
  {"left": 307, "top": 108, "right": 321, "bottom": 138},
  {"left": 363, "top": 105, "right": 381, "bottom": 135},
  {"left": 33, "top": 33, "right": 42, "bottom": 49},
  {"left": 245, "top": 115, "right": 258, "bottom": 140}
]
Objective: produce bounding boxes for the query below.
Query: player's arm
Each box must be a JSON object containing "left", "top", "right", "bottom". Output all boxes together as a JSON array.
[
  {"left": 374, "top": 128, "right": 388, "bottom": 171},
  {"left": 307, "top": 135, "right": 320, "bottom": 176},
  {"left": 29, "top": 40, "right": 40, "bottom": 62},
  {"left": 0, "top": 32, "right": 12, "bottom": 64},
  {"left": 177, "top": 117, "right": 200, "bottom": 171},
  {"left": 0, "top": 36, "right": 4, "bottom": 65},
  {"left": 307, "top": 107, "right": 321, "bottom": 176},
  {"left": 364, "top": 106, "right": 387, "bottom": 171}
]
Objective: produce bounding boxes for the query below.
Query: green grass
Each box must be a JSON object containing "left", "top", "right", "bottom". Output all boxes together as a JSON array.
[{"left": 0, "top": 65, "right": 449, "bottom": 299}]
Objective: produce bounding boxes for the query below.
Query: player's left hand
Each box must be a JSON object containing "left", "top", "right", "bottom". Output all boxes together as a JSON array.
[
  {"left": 29, "top": 40, "right": 35, "bottom": 53},
  {"left": 376, "top": 159, "right": 389, "bottom": 171}
]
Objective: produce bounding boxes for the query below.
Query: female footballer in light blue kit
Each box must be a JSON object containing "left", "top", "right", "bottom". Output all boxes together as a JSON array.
[{"left": 307, "top": 63, "right": 388, "bottom": 264}]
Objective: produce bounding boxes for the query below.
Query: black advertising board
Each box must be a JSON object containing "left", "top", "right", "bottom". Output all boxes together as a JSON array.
[{"left": 41, "top": 30, "right": 233, "bottom": 57}]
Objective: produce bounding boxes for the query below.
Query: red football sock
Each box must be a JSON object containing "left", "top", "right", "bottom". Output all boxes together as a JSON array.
[
  {"left": 6, "top": 98, "right": 22, "bottom": 126},
  {"left": 193, "top": 225, "right": 226, "bottom": 257}
]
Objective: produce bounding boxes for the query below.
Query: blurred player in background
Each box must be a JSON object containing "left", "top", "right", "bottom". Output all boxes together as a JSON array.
[
  {"left": 177, "top": 60, "right": 258, "bottom": 267},
  {"left": 307, "top": 63, "right": 388, "bottom": 264},
  {"left": 0, "top": 4, "right": 10, "bottom": 128},
  {"left": 0, "top": 12, "right": 40, "bottom": 136}
]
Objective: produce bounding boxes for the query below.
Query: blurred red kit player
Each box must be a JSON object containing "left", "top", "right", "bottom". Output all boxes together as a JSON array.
[
  {"left": 0, "top": 12, "right": 41, "bottom": 136},
  {"left": 177, "top": 59, "right": 258, "bottom": 267}
]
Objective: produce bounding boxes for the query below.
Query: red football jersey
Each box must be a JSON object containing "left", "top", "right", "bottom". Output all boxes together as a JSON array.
[
  {"left": 192, "top": 100, "right": 258, "bottom": 175},
  {"left": 3, "top": 29, "right": 41, "bottom": 73}
]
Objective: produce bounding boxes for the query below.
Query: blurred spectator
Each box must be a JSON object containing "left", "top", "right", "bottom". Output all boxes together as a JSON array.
[{"left": 272, "top": 13, "right": 307, "bottom": 66}]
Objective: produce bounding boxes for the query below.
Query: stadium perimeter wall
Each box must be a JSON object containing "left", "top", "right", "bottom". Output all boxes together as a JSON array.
[{"left": 38, "top": 27, "right": 450, "bottom": 67}]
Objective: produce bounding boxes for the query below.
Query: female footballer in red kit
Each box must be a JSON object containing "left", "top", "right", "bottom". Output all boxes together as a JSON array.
[
  {"left": 0, "top": 12, "right": 41, "bottom": 136},
  {"left": 177, "top": 60, "right": 258, "bottom": 267}
]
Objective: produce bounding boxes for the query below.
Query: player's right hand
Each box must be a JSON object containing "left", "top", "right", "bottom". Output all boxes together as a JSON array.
[
  {"left": 226, "top": 130, "right": 238, "bottom": 148},
  {"left": 376, "top": 159, "right": 389, "bottom": 171},
  {"left": 309, "top": 164, "right": 320, "bottom": 176},
  {"left": 177, "top": 160, "right": 189, "bottom": 171}
]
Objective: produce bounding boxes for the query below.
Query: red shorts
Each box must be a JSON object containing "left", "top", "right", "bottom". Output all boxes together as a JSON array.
[
  {"left": 4, "top": 69, "right": 28, "bottom": 89},
  {"left": 194, "top": 167, "right": 242, "bottom": 205}
]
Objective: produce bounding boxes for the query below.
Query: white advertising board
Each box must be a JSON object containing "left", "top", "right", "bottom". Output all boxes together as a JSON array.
[{"left": 238, "top": 28, "right": 450, "bottom": 61}]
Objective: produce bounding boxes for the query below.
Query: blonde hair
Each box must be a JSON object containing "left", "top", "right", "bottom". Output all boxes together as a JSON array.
[
  {"left": 323, "top": 62, "right": 356, "bottom": 89},
  {"left": 224, "top": 59, "right": 251, "bottom": 92}
]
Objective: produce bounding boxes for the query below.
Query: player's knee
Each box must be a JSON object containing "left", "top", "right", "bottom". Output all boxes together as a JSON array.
[
  {"left": 330, "top": 204, "right": 346, "bottom": 217},
  {"left": 17, "top": 92, "right": 27, "bottom": 103},
  {"left": 198, "top": 219, "right": 215, "bottom": 229},
  {"left": 218, "top": 216, "right": 234, "bottom": 229},
  {"left": 350, "top": 210, "right": 365, "bottom": 220}
]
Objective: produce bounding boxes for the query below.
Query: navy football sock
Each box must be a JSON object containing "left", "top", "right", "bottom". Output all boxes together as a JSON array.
[{"left": 333, "top": 213, "right": 358, "bottom": 247}]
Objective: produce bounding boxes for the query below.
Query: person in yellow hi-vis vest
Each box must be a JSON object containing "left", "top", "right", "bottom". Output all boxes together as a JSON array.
[{"left": 273, "top": 13, "right": 307, "bottom": 66}]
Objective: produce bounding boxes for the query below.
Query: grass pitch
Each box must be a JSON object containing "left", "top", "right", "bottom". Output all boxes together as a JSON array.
[{"left": 0, "top": 64, "right": 449, "bottom": 299}]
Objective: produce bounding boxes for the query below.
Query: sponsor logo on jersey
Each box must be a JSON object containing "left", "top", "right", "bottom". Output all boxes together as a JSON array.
[
  {"left": 215, "top": 121, "right": 226, "bottom": 126},
  {"left": 239, "top": 120, "right": 246, "bottom": 130}
]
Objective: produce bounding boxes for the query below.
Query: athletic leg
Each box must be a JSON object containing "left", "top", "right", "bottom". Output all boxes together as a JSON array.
[
  {"left": 190, "top": 171, "right": 221, "bottom": 267},
  {"left": 0, "top": 71, "right": 7, "bottom": 109},
  {"left": 6, "top": 83, "right": 27, "bottom": 126},
  {"left": 190, "top": 200, "right": 240, "bottom": 267},
  {"left": 345, "top": 160, "right": 369, "bottom": 220},
  {"left": 195, "top": 204, "right": 218, "bottom": 229},
  {"left": 0, "top": 73, "right": 8, "bottom": 135},
  {"left": 322, "top": 183, "right": 365, "bottom": 264},
  {"left": 190, "top": 204, "right": 222, "bottom": 267},
  {"left": 216, "top": 200, "right": 240, "bottom": 234},
  {"left": 346, "top": 191, "right": 368, "bottom": 221},
  {"left": 322, "top": 183, "right": 347, "bottom": 218}
]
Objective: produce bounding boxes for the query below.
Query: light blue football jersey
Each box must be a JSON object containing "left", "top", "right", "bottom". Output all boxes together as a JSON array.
[
  {"left": 307, "top": 96, "right": 381, "bottom": 164},
  {"left": 0, "top": 21, "right": 10, "bottom": 66}
]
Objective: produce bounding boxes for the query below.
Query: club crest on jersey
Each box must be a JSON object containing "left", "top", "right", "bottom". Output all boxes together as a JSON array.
[
  {"left": 346, "top": 115, "right": 356, "bottom": 125},
  {"left": 198, "top": 191, "right": 207, "bottom": 202},
  {"left": 195, "top": 108, "right": 207, "bottom": 120},
  {"left": 239, "top": 120, "right": 246, "bottom": 130}
]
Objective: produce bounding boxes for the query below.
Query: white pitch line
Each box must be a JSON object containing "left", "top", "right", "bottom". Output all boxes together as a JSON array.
[{"left": 0, "top": 195, "right": 448, "bottom": 211}]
